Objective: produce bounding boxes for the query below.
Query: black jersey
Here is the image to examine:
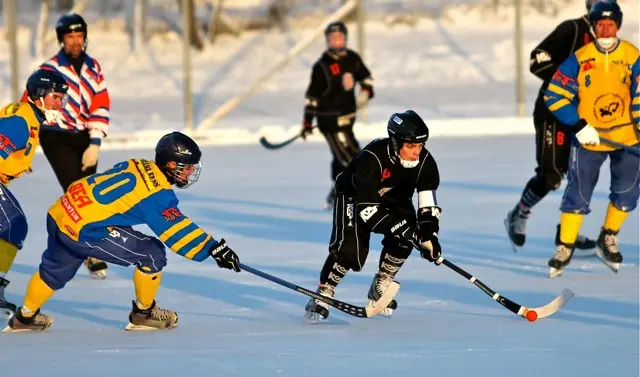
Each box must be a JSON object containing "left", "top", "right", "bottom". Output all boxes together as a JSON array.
[
  {"left": 304, "top": 49, "right": 374, "bottom": 122},
  {"left": 531, "top": 16, "right": 593, "bottom": 101},
  {"left": 336, "top": 138, "right": 440, "bottom": 233}
]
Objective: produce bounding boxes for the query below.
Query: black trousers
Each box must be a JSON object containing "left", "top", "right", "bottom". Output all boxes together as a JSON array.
[
  {"left": 39, "top": 128, "right": 98, "bottom": 193},
  {"left": 532, "top": 96, "right": 572, "bottom": 191},
  {"left": 328, "top": 194, "right": 414, "bottom": 272},
  {"left": 317, "top": 116, "right": 361, "bottom": 181}
]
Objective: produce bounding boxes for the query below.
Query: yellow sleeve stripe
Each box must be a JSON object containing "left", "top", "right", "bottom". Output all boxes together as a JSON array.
[
  {"left": 633, "top": 97, "right": 640, "bottom": 105},
  {"left": 159, "top": 218, "right": 191, "bottom": 242},
  {"left": 172, "top": 228, "right": 206, "bottom": 254},
  {"left": 632, "top": 110, "right": 640, "bottom": 118},
  {"left": 548, "top": 98, "right": 571, "bottom": 112},
  {"left": 184, "top": 235, "right": 212, "bottom": 260},
  {"left": 547, "top": 83, "right": 575, "bottom": 101}
]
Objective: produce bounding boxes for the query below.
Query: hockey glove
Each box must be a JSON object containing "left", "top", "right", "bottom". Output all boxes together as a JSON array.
[
  {"left": 417, "top": 207, "right": 442, "bottom": 264},
  {"left": 356, "top": 90, "right": 370, "bottom": 109},
  {"left": 210, "top": 239, "right": 240, "bottom": 272},
  {"left": 574, "top": 119, "right": 600, "bottom": 146},
  {"left": 81, "top": 144, "right": 100, "bottom": 171},
  {"left": 300, "top": 121, "right": 314, "bottom": 140}
]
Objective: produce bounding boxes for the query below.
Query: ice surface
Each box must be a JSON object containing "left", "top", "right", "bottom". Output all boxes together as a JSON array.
[{"left": 0, "top": 135, "right": 637, "bottom": 376}]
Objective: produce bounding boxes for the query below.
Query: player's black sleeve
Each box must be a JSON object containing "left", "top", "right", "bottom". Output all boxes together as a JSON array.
[
  {"left": 353, "top": 150, "right": 394, "bottom": 234},
  {"left": 303, "top": 62, "right": 329, "bottom": 125},
  {"left": 352, "top": 52, "right": 374, "bottom": 99},
  {"left": 530, "top": 20, "right": 578, "bottom": 82}
]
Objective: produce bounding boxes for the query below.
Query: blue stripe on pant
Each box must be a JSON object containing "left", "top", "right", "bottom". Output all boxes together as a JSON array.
[
  {"left": 560, "top": 142, "right": 640, "bottom": 214},
  {"left": 0, "top": 184, "right": 28, "bottom": 249},
  {"left": 40, "top": 215, "right": 167, "bottom": 290}
]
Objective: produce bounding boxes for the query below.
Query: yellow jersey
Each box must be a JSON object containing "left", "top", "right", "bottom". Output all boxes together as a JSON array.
[
  {"left": 545, "top": 39, "right": 640, "bottom": 151},
  {"left": 48, "top": 159, "right": 215, "bottom": 262},
  {"left": 0, "top": 102, "right": 43, "bottom": 184}
]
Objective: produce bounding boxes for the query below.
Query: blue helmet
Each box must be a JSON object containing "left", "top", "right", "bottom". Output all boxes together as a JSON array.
[
  {"left": 586, "top": 0, "right": 617, "bottom": 11},
  {"left": 25, "top": 69, "right": 69, "bottom": 101},
  {"left": 589, "top": 1, "right": 623, "bottom": 28}
]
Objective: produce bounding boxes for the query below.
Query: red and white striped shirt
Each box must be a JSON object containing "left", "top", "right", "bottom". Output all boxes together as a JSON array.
[{"left": 22, "top": 50, "right": 110, "bottom": 142}]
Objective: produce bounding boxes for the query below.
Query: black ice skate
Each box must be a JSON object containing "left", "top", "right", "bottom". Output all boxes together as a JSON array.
[
  {"left": 304, "top": 284, "right": 334, "bottom": 322},
  {"left": 3, "top": 307, "right": 53, "bottom": 333},
  {"left": 367, "top": 273, "right": 398, "bottom": 316},
  {"left": 85, "top": 257, "right": 108, "bottom": 280},
  {"left": 548, "top": 242, "right": 575, "bottom": 278},
  {"left": 595, "top": 228, "right": 623, "bottom": 273},
  {"left": 0, "top": 277, "right": 16, "bottom": 317},
  {"left": 125, "top": 300, "right": 178, "bottom": 331},
  {"left": 504, "top": 206, "right": 529, "bottom": 251},
  {"left": 555, "top": 224, "right": 596, "bottom": 257}
]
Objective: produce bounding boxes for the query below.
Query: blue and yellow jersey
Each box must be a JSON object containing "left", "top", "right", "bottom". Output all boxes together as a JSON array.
[
  {"left": 544, "top": 39, "right": 640, "bottom": 151},
  {"left": 48, "top": 159, "right": 216, "bottom": 262},
  {"left": 0, "top": 102, "right": 43, "bottom": 184}
]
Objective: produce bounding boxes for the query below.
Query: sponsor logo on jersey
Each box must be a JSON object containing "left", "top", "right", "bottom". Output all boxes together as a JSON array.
[{"left": 162, "top": 207, "right": 182, "bottom": 221}]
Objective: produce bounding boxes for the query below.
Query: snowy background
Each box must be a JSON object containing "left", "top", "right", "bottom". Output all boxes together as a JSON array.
[{"left": 0, "top": 1, "right": 638, "bottom": 376}]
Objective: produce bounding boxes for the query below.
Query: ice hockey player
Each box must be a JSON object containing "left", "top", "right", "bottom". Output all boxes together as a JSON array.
[
  {"left": 543, "top": 1, "right": 639, "bottom": 278},
  {"left": 304, "top": 110, "right": 442, "bottom": 321},
  {"left": 300, "top": 21, "right": 374, "bottom": 209},
  {"left": 0, "top": 70, "right": 69, "bottom": 317},
  {"left": 4, "top": 132, "right": 242, "bottom": 332},
  {"left": 24, "top": 13, "right": 112, "bottom": 279},
  {"left": 505, "top": 0, "right": 605, "bottom": 252}
]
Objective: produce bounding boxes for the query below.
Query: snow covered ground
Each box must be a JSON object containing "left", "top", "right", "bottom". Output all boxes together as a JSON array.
[
  {"left": 0, "top": 1, "right": 637, "bottom": 134},
  {"left": 0, "top": 135, "right": 638, "bottom": 376}
]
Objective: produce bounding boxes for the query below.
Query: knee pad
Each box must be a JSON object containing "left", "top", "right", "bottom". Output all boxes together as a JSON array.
[{"left": 136, "top": 238, "right": 168, "bottom": 273}]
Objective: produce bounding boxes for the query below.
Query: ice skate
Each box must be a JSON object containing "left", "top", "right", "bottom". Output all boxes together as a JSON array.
[
  {"left": 504, "top": 206, "right": 529, "bottom": 251},
  {"left": 367, "top": 272, "right": 398, "bottom": 316},
  {"left": 125, "top": 300, "right": 178, "bottom": 331},
  {"left": 548, "top": 243, "right": 575, "bottom": 278},
  {"left": 304, "top": 284, "right": 334, "bottom": 322},
  {"left": 85, "top": 257, "right": 108, "bottom": 280},
  {"left": 555, "top": 224, "right": 596, "bottom": 257},
  {"left": 595, "top": 228, "right": 623, "bottom": 273},
  {"left": 3, "top": 307, "right": 52, "bottom": 333},
  {"left": 0, "top": 278, "right": 16, "bottom": 317}
]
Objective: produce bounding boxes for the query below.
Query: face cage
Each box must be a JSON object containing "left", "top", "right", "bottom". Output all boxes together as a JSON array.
[{"left": 173, "top": 161, "right": 202, "bottom": 189}]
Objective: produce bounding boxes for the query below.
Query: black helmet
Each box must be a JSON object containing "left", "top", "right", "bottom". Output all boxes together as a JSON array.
[
  {"left": 325, "top": 21, "right": 348, "bottom": 54},
  {"left": 586, "top": 0, "right": 617, "bottom": 12},
  {"left": 589, "top": 1, "right": 623, "bottom": 28},
  {"left": 325, "top": 21, "right": 347, "bottom": 38},
  {"left": 56, "top": 13, "right": 88, "bottom": 47},
  {"left": 26, "top": 69, "right": 69, "bottom": 101},
  {"left": 155, "top": 132, "right": 202, "bottom": 188},
  {"left": 387, "top": 110, "right": 429, "bottom": 168}
]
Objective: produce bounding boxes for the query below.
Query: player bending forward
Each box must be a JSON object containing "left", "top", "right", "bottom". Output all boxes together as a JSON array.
[
  {"left": 4, "top": 132, "right": 241, "bottom": 332},
  {"left": 305, "top": 110, "right": 442, "bottom": 321}
]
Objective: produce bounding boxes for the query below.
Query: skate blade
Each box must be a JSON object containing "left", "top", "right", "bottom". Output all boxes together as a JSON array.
[
  {"left": 365, "top": 281, "right": 400, "bottom": 317},
  {"left": 548, "top": 267, "right": 564, "bottom": 279},
  {"left": 0, "top": 306, "right": 16, "bottom": 318},
  {"left": 124, "top": 322, "right": 177, "bottom": 331},
  {"left": 2, "top": 321, "right": 52, "bottom": 333},
  {"left": 503, "top": 217, "right": 521, "bottom": 253},
  {"left": 303, "top": 311, "right": 327, "bottom": 323},
  {"left": 89, "top": 270, "right": 108, "bottom": 280},
  {"left": 595, "top": 248, "right": 620, "bottom": 273}
]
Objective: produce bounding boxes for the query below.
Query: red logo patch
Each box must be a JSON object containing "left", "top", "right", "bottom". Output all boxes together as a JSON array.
[
  {"left": 162, "top": 208, "right": 182, "bottom": 221},
  {"left": 0, "top": 134, "right": 17, "bottom": 151},
  {"left": 380, "top": 168, "right": 391, "bottom": 182}
]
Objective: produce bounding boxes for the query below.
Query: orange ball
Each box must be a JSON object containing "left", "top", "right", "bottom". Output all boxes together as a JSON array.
[{"left": 525, "top": 310, "right": 538, "bottom": 322}]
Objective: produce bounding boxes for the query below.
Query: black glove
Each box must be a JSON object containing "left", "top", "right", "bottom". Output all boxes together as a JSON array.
[
  {"left": 300, "top": 121, "right": 314, "bottom": 140},
  {"left": 420, "top": 232, "right": 442, "bottom": 263},
  {"left": 209, "top": 238, "right": 240, "bottom": 272},
  {"left": 416, "top": 207, "right": 442, "bottom": 264}
]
